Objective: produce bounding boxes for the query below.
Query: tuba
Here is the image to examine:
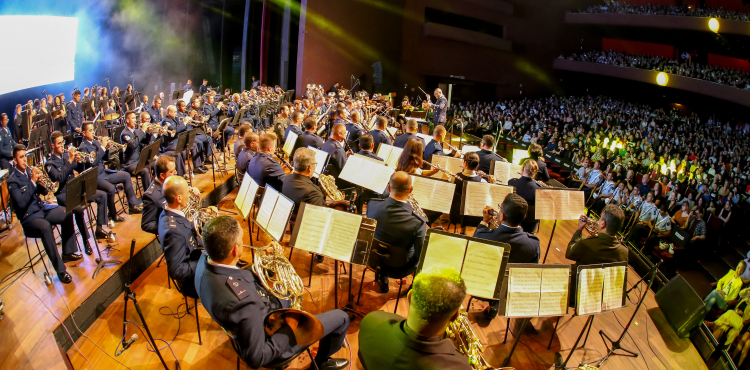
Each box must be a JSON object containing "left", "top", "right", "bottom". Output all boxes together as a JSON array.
[
  {"left": 184, "top": 187, "right": 219, "bottom": 231},
  {"left": 446, "top": 307, "right": 499, "bottom": 370},
  {"left": 249, "top": 241, "right": 324, "bottom": 346},
  {"left": 34, "top": 163, "right": 59, "bottom": 193}
]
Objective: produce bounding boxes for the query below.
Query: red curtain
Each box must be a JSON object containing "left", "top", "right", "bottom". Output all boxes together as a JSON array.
[
  {"left": 708, "top": 53, "right": 750, "bottom": 72},
  {"left": 602, "top": 39, "right": 676, "bottom": 59}
]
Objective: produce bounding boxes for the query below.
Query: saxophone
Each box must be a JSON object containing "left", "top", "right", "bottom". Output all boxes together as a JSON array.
[
  {"left": 184, "top": 187, "right": 219, "bottom": 231},
  {"left": 446, "top": 307, "right": 498, "bottom": 370},
  {"left": 34, "top": 163, "right": 59, "bottom": 193},
  {"left": 319, "top": 174, "right": 344, "bottom": 201}
]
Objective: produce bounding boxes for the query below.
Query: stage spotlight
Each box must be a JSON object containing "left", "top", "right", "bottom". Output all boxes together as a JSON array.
[
  {"left": 708, "top": 18, "right": 719, "bottom": 33},
  {"left": 656, "top": 72, "right": 668, "bottom": 86}
]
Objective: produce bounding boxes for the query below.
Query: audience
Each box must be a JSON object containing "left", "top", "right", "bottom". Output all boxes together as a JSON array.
[{"left": 574, "top": 1, "right": 750, "bottom": 22}]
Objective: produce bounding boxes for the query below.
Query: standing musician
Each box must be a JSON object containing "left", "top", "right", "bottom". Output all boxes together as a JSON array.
[
  {"left": 8, "top": 145, "right": 81, "bottom": 284},
  {"left": 120, "top": 110, "right": 154, "bottom": 191},
  {"left": 204, "top": 93, "right": 234, "bottom": 153},
  {"left": 146, "top": 97, "right": 165, "bottom": 123},
  {"left": 367, "top": 171, "right": 427, "bottom": 293},
  {"left": 195, "top": 217, "right": 351, "bottom": 370},
  {"left": 566, "top": 205, "right": 627, "bottom": 305},
  {"left": 282, "top": 148, "right": 326, "bottom": 213},
  {"left": 0, "top": 114, "right": 16, "bottom": 170},
  {"left": 299, "top": 118, "right": 324, "bottom": 149},
  {"left": 47, "top": 131, "right": 112, "bottom": 245},
  {"left": 177, "top": 100, "right": 211, "bottom": 174},
  {"left": 13, "top": 104, "right": 23, "bottom": 142},
  {"left": 321, "top": 123, "right": 348, "bottom": 187},
  {"left": 67, "top": 90, "right": 85, "bottom": 142},
  {"left": 424, "top": 88, "right": 448, "bottom": 128},
  {"left": 358, "top": 267, "right": 472, "bottom": 370},
  {"left": 183, "top": 80, "right": 193, "bottom": 92},
  {"left": 508, "top": 159, "right": 542, "bottom": 233},
  {"left": 140, "top": 111, "right": 187, "bottom": 176},
  {"left": 198, "top": 79, "right": 209, "bottom": 95},
  {"left": 476, "top": 135, "right": 506, "bottom": 174},
  {"left": 393, "top": 119, "right": 423, "bottom": 148},
  {"left": 247, "top": 133, "right": 286, "bottom": 190},
  {"left": 370, "top": 116, "right": 392, "bottom": 147},
  {"left": 234, "top": 123, "right": 252, "bottom": 160},
  {"left": 237, "top": 132, "right": 259, "bottom": 178},
  {"left": 162, "top": 105, "right": 206, "bottom": 175},
  {"left": 159, "top": 175, "right": 202, "bottom": 298},
  {"left": 142, "top": 155, "right": 176, "bottom": 236},
  {"left": 474, "top": 194, "right": 540, "bottom": 320},
  {"left": 588, "top": 171, "right": 616, "bottom": 217},
  {"left": 518, "top": 143, "right": 550, "bottom": 182},
  {"left": 78, "top": 121, "right": 143, "bottom": 222}
]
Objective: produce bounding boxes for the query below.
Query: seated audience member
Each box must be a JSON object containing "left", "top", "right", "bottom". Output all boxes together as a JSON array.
[{"left": 704, "top": 261, "right": 746, "bottom": 316}]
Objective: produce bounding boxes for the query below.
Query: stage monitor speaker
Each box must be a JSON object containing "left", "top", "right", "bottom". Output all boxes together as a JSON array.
[{"left": 655, "top": 274, "right": 706, "bottom": 338}]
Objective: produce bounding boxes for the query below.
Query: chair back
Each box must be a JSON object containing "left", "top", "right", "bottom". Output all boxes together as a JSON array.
[{"left": 367, "top": 239, "right": 410, "bottom": 273}]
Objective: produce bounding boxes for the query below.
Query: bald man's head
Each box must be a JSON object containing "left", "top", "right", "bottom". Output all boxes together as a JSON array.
[
  {"left": 163, "top": 175, "right": 189, "bottom": 208},
  {"left": 389, "top": 171, "right": 412, "bottom": 199}
]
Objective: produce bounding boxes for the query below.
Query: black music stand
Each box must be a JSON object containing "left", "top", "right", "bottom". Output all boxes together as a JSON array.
[
  {"left": 21, "top": 110, "right": 33, "bottom": 141},
  {"left": 171, "top": 89, "right": 185, "bottom": 101},
  {"left": 135, "top": 138, "right": 162, "bottom": 193},
  {"left": 28, "top": 125, "right": 50, "bottom": 162},
  {"left": 120, "top": 239, "right": 169, "bottom": 369},
  {"left": 66, "top": 168, "right": 122, "bottom": 279},
  {"left": 175, "top": 130, "right": 197, "bottom": 187},
  {"left": 257, "top": 105, "right": 268, "bottom": 130}
]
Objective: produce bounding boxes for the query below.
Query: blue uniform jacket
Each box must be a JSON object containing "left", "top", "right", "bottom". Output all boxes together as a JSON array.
[
  {"left": 142, "top": 180, "right": 166, "bottom": 235},
  {"left": 247, "top": 152, "right": 285, "bottom": 190},
  {"left": 473, "top": 224, "right": 540, "bottom": 263},
  {"left": 237, "top": 149, "right": 256, "bottom": 178},
  {"left": 121, "top": 127, "right": 152, "bottom": 166},
  {"left": 284, "top": 124, "right": 303, "bottom": 140},
  {"left": 146, "top": 106, "right": 164, "bottom": 123},
  {"left": 423, "top": 140, "right": 445, "bottom": 162},
  {"left": 299, "top": 131, "right": 324, "bottom": 149},
  {"left": 476, "top": 149, "right": 506, "bottom": 174},
  {"left": 79, "top": 139, "right": 114, "bottom": 175},
  {"left": 321, "top": 139, "right": 347, "bottom": 178},
  {"left": 66, "top": 101, "right": 84, "bottom": 131},
  {"left": 0, "top": 127, "right": 16, "bottom": 161},
  {"left": 369, "top": 129, "right": 392, "bottom": 147},
  {"left": 393, "top": 132, "right": 423, "bottom": 149},
  {"left": 158, "top": 209, "right": 202, "bottom": 291},
  {"left": 366, "top": 197, "right": 427, "bottom": 278},
  {"left": 45, "top": 153, "right": 76, "bottom": 195},
  {"left": 7, "top": 167, "right": 50, "bottom": 226},
  {"left": 203, "top": 104, "right": 221, "bottom": 130},
  {"left": 161, "top": 116, "right": 187, "bottom": 150}
]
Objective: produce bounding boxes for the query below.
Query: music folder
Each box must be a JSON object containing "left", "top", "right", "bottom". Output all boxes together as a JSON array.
[
  {"left": 576, "top": 262, "right": 628, "bottom": 316},
  {"left": 234, "top": 173, "right": 261, "bottom": 220},
  {"left": 290, "top": 203, "right": 375, "bottom": 265},
  {"left": 251, "top": 185, "right": 294, "bottom": 242},
  {"left": 307, "top": 146, "right": 329, "bottom": 178},
  {"left": 338, "top": 153, "right": 395, "bottom": 193},
  {"left": 490, "top": 160, "right": 523, "bottom": 185},
  {"left": 501, "top": 264, "right": 571, "bottom": 318},
  {"left": 375, "top": 143, "right": 402, "bottom": 168},
  {"left": 417, "top": 229, "right": 510, "bottom": 300},
  {"left": 282, "top": 131, "right": 299, "bottom": 157},
  {"left": 411, "top": 174, "right": 456, "bottom": 213},
  {"left": 534, "top": 188, "right": 586, "bottom": 220},
  {"left": 461, "top": 181, "right": 515, "bottom": 217}
]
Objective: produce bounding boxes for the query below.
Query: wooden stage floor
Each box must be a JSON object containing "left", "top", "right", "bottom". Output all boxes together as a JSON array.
[{"left": 61, "top": 189, "right": 707, "bottom": 370}]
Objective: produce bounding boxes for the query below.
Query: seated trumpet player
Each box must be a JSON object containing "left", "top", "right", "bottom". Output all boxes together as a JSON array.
[
  {"left": 140, "top": 111, "right": 187, "bottom": 176},
  {"left": 8, "top": 145, "right": 82, "bottom": 284},
  {"left": 78, "top": 121, "right": 143, "bottom": 222},
  {"left": 473, "top": 194, "right": 540, "bottom": 320},
  {"left": 159, "top": 175, "right": 203, "bottom": 297},
  {"left": 47, "top": 131, "right": 113, "bottom": 245},
  {"left": 161, "top": 105, "right": 206, "bottom": 176},
  {"left": 121, "top": 110, "right": 154, "bottom": 192},
  {"left": 358, "top": 267, "right": 472, "bottom": 370},
  {"left": 195, "top": 216, "right": 351, "bottom": 370},
  {"left": 587, "top": 171, "right": 617, "bottom": 217}
]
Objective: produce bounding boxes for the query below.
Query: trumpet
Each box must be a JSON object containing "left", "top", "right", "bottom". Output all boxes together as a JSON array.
[
  {"left": 95, "top": 136, "right": 127, "bottom": 152},
  {"left": 142, "top": 123, "right": 176, "bottom": 137},
  {"left": 65, "top": 148, "right": 97, "bottom": 163}
]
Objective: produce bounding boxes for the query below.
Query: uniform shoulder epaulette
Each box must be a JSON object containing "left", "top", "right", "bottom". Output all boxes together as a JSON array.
[
  {"left": 226, "top": 276, "right": 250, "bottom": 300},
  {"left": 168, "top": 215, "right": 178, "bottom": 229},
  {"left": 413, "top": 211, "right": 427, "bottom": 223}
]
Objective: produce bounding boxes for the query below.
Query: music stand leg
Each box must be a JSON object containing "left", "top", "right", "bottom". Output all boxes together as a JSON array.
[
  {"left": 547, "top": 316, "right": 561, "bottom": 349},
  {"left": 307, "top": 254, "right": 314, "bottom": 287},
  {"left": 501, "top": 318, "right": 530, "bottom": 367},
  {"left": 542, "top": 220, "right": 557, "bottom": 264},
  {"left": 558, "top": 315, "right": 595, "bottom": 369},
  {"left": 186, "top": 150, "right": 194, "bottom": 188},
  {"left": 579, "top": 316, "right": 594, "bottom": 349},
  {"left": 334, "top": 261, "right": 339, "bottom": 309},
  {"left": 84, "top": 191, "right": 121, "bottom": 279}
]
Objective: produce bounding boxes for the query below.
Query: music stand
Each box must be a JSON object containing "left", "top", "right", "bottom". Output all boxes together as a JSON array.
[
  {"left": 21, "top": 110, "right": 33, "bottom": 141},
  {"left": 66, "top": 168, "right": 122, "bottom": 279},
  {"left": 175, "top": 130, "right": 196, "bottom": 187},
  {"left": 135, "top": 138, "right": 162, "bottom": 193},
  {"left": 28, "top": 125, "right": 50, "bottom": 162},
  {"left": 171, "top": 89, "right": 185, "bottom": 101}
]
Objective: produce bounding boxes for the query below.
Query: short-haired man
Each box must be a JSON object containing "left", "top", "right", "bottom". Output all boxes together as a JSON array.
[
  {"left": 204, "top": 93, "right": 234, "bottom": 152},
  {"left": 67, "top": 89, "right": 85, "bottom": 138},
  {"left": 8, "top": 145, "right": 82, "bottom": 284},
  {"left": 142, "top": 155, "right": 177, "bottom": 235},
  {"left": 285, "top": 110, "right": 304, "bottom": 140},
  {"left": 522, "top": 143, "right": 550, "bottom": 182},
  {"left": 423, "top": 125, "right": 458, "bottom": 162},
  {"left": 366, "top": 171, "right": 427, "bottom": 292},
  {"left": 78, "top": 121, "right": 143, "bottom": 223},
  {"left": 588, "top": 171, "right": 616, "bottom": 217},
  {"left": 566, "top": 204, "right": 628, "bottom": 305},
  {"left": 195, "top": 217, "right": 350, "bottom": 370},
  {"left": 370, "top": 116, "right": 392, "bottom": 146},
  {"left": 344, "top": 110, "right": 363, "bottom": 153},
  {"left": 161, "top": 105, "right": 206, "bottom": 175},
  {"left": 282, "top": 147, "right": 326, "bottom": 213},
  {"left": 393, "top": 119, "right": 424, "bottom": 148},
  {"left": 121, "top": 110, "right": 154, "bottom": 191},
  {"left": 176, "top": 100, "right": 212, "bottom": 173},
  {"left": 198, "top": 79, "right": 209, "bottom": 95},
  {"left": 159, "top": 175, "right": 202, "bottom": 297},
  {"left": 146, "top": 97, "right": 164, "bottom": 123},
  {"left": 359, "top": 267, "right": 472, "bottom": 370},
  {"left": 237, "top": 132, "right": 259, "bottom": 178},
  {"left": 299, "top": 117, "right": 324, "bottom": 149},
  {"left": 321, "top": 123, "right": 348, "bottom": 187},
  {"left": 475, "top": 135, "right": 506, "bottom": 174},
  {"left": 247, "top": 133, "right": 286, "bottom": 190},
  {"left": 473, "top": 193, "right": 540, "bottom": 319},
  {"left": 234, "top": 123, "right": 252, "bottom": 160},
  {"left": 425, "top": 88, "right": 448, "bottom": 129}
]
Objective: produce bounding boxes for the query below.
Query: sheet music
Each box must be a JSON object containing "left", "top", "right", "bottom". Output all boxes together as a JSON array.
[
  {"left": 294, "top": 205, "right": 334, "bottom": 254},
  {"left": 283, "top": 132, "right": 298, "bottom": 155},
  {"left": 255, "top": 186, "right": 279, "bottom": 230},
  {"left": 506, "top": 268, "right": 542, "bottom": 317},
  {"left": 461, "top": 241, "right": 504, "bottom": 299},
  {"left": 411, "top": 176, "right": 435, "bottom": 210},
  {"left": 320, "top": 211, "right": 362, "bottom": 262},
  {"left": 235, "top": 173, "right": 252, "bottom": 215},
  {"left": 308, "top": 146, "right": 329, "bottom": 178},
  {"left": 430, "top": 155, "right": 449, "bottom": 178},
  {"left": 535, "top": 189, "right": 586, "bottom": 220},
  {"left": 492, "top": 161, "right": 523, "bottom": 184},
  {"left": 488, "top": 184, "right": 514, "bottom": 210},
  {"left": 376, "top": 143, "right": 402, "bottom": 168},
  {"left": 464, "top": 182, "right": 490, "bottom": 216},
  {"left": 602, "top": 265, "right": 626, "bottom": 311},
  {"left": 339, "top": 154, "right": 395, "bottom": 193},
  {"left": 266, "top": 195, "right": 293, "bottom": 242},
  {"left": 577, "top": 268, "right": 604, "bottom": 315},
  {"left": 241, "top": 180, "right": 260, "bottom": 220},
  {"left": 421, "top": 233, "right": 467, "bottom": 272},
  {"left": 538, "top": 268, "right": 570, "bottom": 316},
  {"left": 431, "top": 180, "right": 455, "bottom": 213}
]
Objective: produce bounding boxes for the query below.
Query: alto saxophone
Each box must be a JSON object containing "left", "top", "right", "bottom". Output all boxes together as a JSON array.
[{"left": 446, "top": 306, "right": 498, "bottom": 370}]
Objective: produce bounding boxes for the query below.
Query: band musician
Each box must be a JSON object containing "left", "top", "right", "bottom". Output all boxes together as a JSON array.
[
  {"left": 321, "top": 123, "right": 348, "bottom": 188},
  {"left": 203, "top": 93, "right": 235, "bottom": 153},
  {"left": 142, "top": 155, "right": 177, "bottom": 236},
  {"left": 369, "top": 116, "right": 392, "bottom": 147},
  {"left": 247, "top": 133, "right": 286, "bottom": 190},
  {"left": 196, "top": 216, "right": 351, "bottom": 370},
  {"left": 475, "top": 135, "right": 506, "bottom": 174},
  {"left": 299, "top": 118, "right": 324, "bottom": 149},
  {"left": 161, "top": 105, "right": 206, "bottom": 175},
  {"left": 237, "top": 132, "right": 259, "bottom": 178},
  {"left": 0, "top": 113, "right": 16, "bottom": 170},
  {"left": 120, "top": 110, "right": 154, "bottom": 191},
  {"left": 393, "top": 119, "right": 424, "bottom": 148}
]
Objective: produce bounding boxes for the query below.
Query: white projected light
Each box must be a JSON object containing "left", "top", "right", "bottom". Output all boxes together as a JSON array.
[{"left": 0, "top": 16, "right": 78, "bottom": 95}]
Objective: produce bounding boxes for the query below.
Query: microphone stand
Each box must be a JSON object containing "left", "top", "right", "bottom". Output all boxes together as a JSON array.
[{"left": 120, "top": 239, "right": 170, "bottom": 369}]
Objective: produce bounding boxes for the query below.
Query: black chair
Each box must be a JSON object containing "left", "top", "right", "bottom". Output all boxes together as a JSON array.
[
  {"left": 222, "top": 327, "right": 318, "bottom": 370},
  {"left": 161, "top": 257, "right": 202, "bottom": 345},
  {"left": 21, "top": 226, "right": 54, "bottom": 285},
  {"left": 356, "top": 239, "right": 412, "bottom": 313}
]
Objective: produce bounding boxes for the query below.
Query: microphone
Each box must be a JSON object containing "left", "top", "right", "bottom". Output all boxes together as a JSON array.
[{"left": 117, "top": 334, "right": 138, "bottom": 355}]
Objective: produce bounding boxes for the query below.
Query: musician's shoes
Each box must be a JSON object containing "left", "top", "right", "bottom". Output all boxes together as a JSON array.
[
  {"left": 315, "top": 254, "right": 325, "bottom": 263},
  {"left": 62, "top": 253, "right": 83, "bottom": 262},
  {"left": 129, "top": 205, "right": 143, "bottom": 214},
  {"left": 83, "top": 242, "right": 93, "bottom": 256},
  {"left": 194, "top": 167, "right": 208, "bottom": 175},
  {"left": 312, "top": 358, "right": 349, "bottom": 370},
  {"left": 58, "top": 272, "right": 73, "bottom": 284},
  {"left": 199, "top": 165, "right": 209, "bottom": 172},
  {"left": 377, "top": 275, "right": 389, "bottom": 293},
  {"left": 111, "top": 215, "right": 126, "bottom": 223}
]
